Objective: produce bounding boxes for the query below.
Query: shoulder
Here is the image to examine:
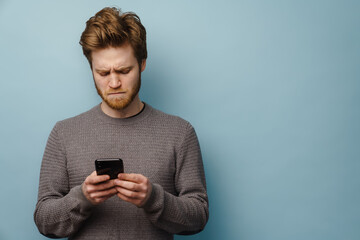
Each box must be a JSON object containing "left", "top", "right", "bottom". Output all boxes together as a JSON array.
[
  {"left": 148, "top": 105, "right": 194, "bottom": 131},
  {"left": 53, "top": 105, "right": 100, "bottom": 133},
  {"left": 148, "top": 105, "right": 201, "bottom": 152},
  {"left": 146, "top": 104, "right": 198, "bottom": 144}
]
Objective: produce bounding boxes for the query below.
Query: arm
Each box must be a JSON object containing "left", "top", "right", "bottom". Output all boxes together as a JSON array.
[
  {"left": 143, "top": 124, "right": 209, "bottom": 234},
  {"left": 34, "top": 124, "right": 91, "bottom": 237},
  {"left": 34, "top": 124, "right": 116, "bottom": 238},
  {"left": 114, "top": 123, "right": 209, "bottom": 234}
]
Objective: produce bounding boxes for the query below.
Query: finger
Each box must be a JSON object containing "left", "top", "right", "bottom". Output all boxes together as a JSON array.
[
  {"left": 114, "top": 179, "right": 144, "bottom": 192},
  {"left": 87, "top": 180, "right": 115, "bottom": 193},
  {"left": 83, "top": 185, "right": 117, "bottom": 205},
  {"left": 116, "top": 192, "right": 145, "bottom": 207},
  {"left": 116, "top": 186, "right": 146, "bottom": 199},
  {"left": 92, "top": 194, "right": 113, "bottom": 205},
  {"left": 116, "top": 192, "right": 133, "bottom": 203},
  {"left": 118, "top": 173, "right": 145, "bottom": 183},
  {"left": 116, "top": 192, "right": 139, "bottom": 204},
  {"left": 86, "top": 172, "right": 110, "bottom": 185},
  {"left": 89, "top": 187, "right": 118, "bottom": 199},
  {"left": 117, "top": 192, "right": 134, "bottom": 202}
]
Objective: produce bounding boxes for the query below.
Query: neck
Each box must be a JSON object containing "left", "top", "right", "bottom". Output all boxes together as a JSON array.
[{"left": 101, "top": 96, "right": 144, "bottom": 118}]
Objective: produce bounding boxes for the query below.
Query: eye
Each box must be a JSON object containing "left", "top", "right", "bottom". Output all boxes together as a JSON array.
[
  {"left": 117, "top": 68, "right": 131, "bottom": 74},
  {"left": 99, "top": 72, "right": 109, "bottom": 77}
]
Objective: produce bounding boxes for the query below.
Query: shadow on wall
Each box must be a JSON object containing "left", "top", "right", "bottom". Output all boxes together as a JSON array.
[
  {"left": 140, "top": 65, "right": 177, "bottom": 112},
  {"left": 196, "top": 140, "right": 230, "bottom": 240}
]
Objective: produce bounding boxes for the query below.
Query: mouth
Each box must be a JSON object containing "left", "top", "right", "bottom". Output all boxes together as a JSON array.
[{"left": 108, "top": 91, "right": 126, "bottom": 96}]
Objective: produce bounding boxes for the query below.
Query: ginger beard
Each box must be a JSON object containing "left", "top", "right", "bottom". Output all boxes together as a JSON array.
[{"left": 94, "top": 74, "right": 141, "bottom": 110}]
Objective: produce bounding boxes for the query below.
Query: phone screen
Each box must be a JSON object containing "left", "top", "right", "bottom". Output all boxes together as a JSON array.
[{"left": 95, "top": 158, "right": 124, "bottom": 179}]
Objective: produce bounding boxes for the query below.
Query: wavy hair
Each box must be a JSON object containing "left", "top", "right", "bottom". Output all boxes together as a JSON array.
[{"left": 80, "top": 7, "right": 147, "bottom": 66}]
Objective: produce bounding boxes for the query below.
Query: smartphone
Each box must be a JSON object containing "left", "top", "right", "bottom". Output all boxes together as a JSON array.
[{"left": 95, "top": 158, "right": 124, "bottom": 179}]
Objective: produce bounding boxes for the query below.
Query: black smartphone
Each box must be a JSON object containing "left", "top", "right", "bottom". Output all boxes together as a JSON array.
[{"left": 95, "top": 158, "right": 124, "bottom": 179}]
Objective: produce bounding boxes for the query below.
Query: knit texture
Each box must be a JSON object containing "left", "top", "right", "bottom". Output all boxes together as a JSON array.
[{"left": 34, "top": 103, "right": 208, "bottom": 239}]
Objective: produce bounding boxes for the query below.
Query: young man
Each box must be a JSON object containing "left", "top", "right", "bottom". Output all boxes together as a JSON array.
[{"left": 34, "top": 7, "right": 208, "bottom": 239}]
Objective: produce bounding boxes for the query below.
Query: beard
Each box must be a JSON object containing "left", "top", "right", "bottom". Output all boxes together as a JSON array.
[{"left": 95, "top": 75, "right": 141, "bottom": 111}]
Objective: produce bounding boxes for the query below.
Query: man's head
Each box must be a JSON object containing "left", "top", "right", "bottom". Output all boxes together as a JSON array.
[
  {"left": 80, "top": 7, "right": 147, "bottom": 67},
  {"left": 80, "top": 7, "right": 147, "bottom": 113}
]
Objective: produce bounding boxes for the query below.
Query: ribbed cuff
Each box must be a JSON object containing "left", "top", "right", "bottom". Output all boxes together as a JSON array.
[
  {"left": 142, "top": 183, "right": 163, "bottom": 213},
  {"left": 69, "top": 185, "right": 94, "bottom": 214}
]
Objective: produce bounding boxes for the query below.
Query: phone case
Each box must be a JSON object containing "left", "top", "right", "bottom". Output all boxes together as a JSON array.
[{"left": 95, "top": 158, "right": 124, "bottom": 179}]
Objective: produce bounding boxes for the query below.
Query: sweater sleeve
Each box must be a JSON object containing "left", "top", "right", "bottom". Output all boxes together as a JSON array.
[
  {"left": 34, "top": 123, "right": 94, "bottom": 238},
  {"left": 142, "top": 123, "right": 209, "bottom": 234}
]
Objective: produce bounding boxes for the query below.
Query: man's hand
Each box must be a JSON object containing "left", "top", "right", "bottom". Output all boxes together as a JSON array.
[
  {"left": 82, "top": 171, "right": 117, "bottom": 205},
  {"left": 114, "top": 173, "right": 152, "bottom": 207}
]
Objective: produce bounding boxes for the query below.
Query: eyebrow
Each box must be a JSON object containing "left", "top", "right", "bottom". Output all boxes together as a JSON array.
[
  {"left": 115, "top": 66, "right": 133, "bottom": 71},
  {"left": 94, "top": 66, "right": 133, "bottom": 72}
]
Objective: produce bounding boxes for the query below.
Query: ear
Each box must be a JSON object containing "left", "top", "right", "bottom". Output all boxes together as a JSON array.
[{"left": 140, "top": 59, "right": 147, "bottom": 72}]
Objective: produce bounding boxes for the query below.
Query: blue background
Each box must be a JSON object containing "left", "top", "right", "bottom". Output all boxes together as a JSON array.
[{"left": 0, "top": 0, "right": 359, "bottom": 239}]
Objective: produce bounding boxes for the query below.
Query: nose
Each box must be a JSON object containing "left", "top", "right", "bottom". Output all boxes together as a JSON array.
[{"left": 108, "top": 73, "right": 121, "bottom": 89}]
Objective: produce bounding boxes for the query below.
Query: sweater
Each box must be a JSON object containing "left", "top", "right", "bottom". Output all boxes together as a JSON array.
[{"left": 34, "top": 103, "right": 209, "bottom": 239}]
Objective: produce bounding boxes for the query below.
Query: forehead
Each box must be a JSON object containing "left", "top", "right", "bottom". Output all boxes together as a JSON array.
[{"left": 91, "top": 44, "right": 137, "bottom": 69}]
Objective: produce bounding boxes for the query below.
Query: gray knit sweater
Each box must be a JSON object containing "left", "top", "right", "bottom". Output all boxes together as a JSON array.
[{"left": 34, "top": 103, "right": 208, "bottom": 239}]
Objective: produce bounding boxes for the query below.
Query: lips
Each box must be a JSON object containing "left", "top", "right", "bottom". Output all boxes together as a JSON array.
[{"left": 108, "top": 91, "right": 126, "bottom": 95}]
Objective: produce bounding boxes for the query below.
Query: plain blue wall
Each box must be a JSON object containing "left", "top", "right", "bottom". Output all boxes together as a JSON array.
[{"left": 0, "top": 0, "right": 359, "bottom": 239}]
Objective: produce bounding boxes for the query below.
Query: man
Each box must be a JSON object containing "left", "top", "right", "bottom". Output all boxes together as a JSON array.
[{"left": 34, "top": 7, "right": 209, "bottom": 240}]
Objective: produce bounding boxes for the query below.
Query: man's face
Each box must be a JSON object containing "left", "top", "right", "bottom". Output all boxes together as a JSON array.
[{"left": 91, "top": 44, "right": 145, "bottom": 111}]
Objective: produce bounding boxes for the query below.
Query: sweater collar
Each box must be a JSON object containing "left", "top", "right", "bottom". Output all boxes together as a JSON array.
[{"left": 93, "top": 102, "right": 153, "bottom": 126}]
